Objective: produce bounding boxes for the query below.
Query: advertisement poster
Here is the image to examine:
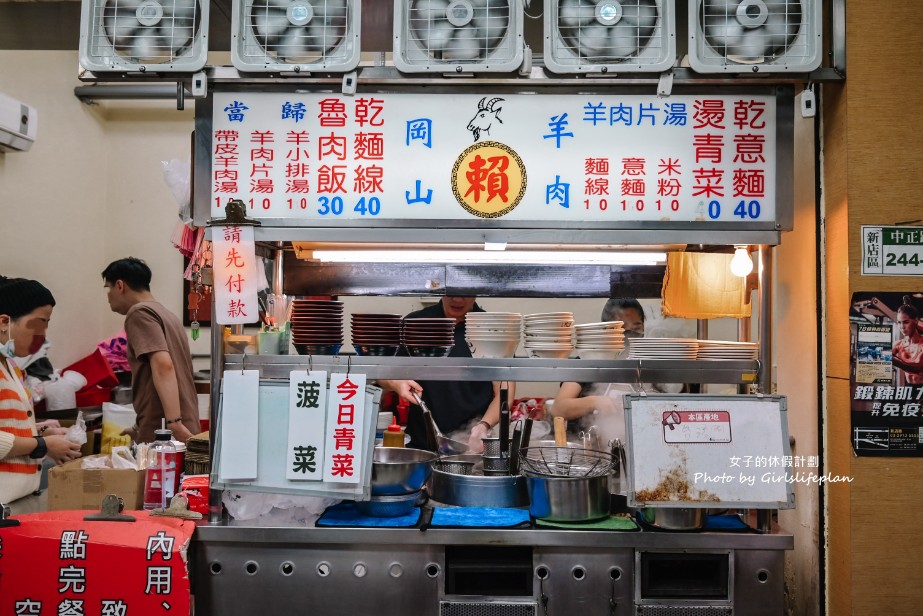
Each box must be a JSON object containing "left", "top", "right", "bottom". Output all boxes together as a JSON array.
[{"left": 850, "top": 292, "right": 923, "bottom": 456}]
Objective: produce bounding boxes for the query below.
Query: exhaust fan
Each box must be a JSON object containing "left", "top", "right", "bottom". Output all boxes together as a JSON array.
[
  {"left": 394, "top": 0, "right": 525, "bottom": 73},
  {"left": 688, "top": 0, "right": 822, "bottom": 73},
  {"left": 79, "top": 0, "right": 208, "bottom": 72},
  {"left": 232, "top": 0, "right": 360, "bottom": 73},
  {"left": 544, "top": 0, "right": 675, "bottom": 74}
]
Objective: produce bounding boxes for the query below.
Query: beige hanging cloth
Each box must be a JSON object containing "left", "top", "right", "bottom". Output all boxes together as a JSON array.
[{"left": 661, "top": 252, "right": 752, "bottom": 319}]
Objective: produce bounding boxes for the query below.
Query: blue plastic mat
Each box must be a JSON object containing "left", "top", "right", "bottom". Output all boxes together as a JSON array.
[
  {"left": 425, "top": 507, "right": 532, "bottom": 529},
  {"left": 315, "top": 503, "right": 422, "bottom": 528}
]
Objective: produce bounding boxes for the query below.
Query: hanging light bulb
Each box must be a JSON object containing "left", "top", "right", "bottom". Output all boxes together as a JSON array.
[{"left": 730, "top": 245, "right": 754, "bottom": 277}]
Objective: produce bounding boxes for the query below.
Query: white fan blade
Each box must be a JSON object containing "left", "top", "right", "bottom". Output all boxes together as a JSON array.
[
  {"left": 274, "top": 29, "right": 314, "bottom": 59},
  {"left": 559, "top": 0, "right": 595, "bottom": 29},
  {"left": 472, "top": 6, "right": 508, "bottom": 48},
  {"left": 162, "top": 0, "right": 197, "bottom": 21},
  {"left": 417, "top": 20, "right": 456, "bottom": 51},
  {"left": 129, "top": 34, "right": 169, "bottom": 59},
  {"left": 105, "top": 0, "right": 146, "bottom": 16},
  {"left": 704, "top": 22, "right": 745, "bottom": 50},
  {"left": 312, "top": 0, "right": 347, "bottom": 22},
  {"left": 158, "top": 23, "right": 194, "bottom": 50},
  {"left": 104, "top": 15, "right": 143, "bottom": 45},
  {"left": 621, "top": 0, "right": 657, "bottom": 31},
  {"left": 702, "top": 0, "right": 738, "bottom": 20},
  {"left": 762, "top": 10, "right": 800, "bottom": 46},
  {"left": 599, "top": 22, "right": 646, "bottom": 58},
  {"left": 731, "top": 34, "right": 771, "bottom": 60},
  {"left": 442, "top": 27, "right": 481, "bottom": 60},
  {"left": 307, "top": 20, "right": 344, "bottom": 52},
  {"left": 575, "top": 22, "right": 611, "bottom": 53},
  {"left": 253, "top": 11, "right": 292, "bottom": 39},
  {"left": 412, "top": 0, "right": 451, "bottom": 24}
]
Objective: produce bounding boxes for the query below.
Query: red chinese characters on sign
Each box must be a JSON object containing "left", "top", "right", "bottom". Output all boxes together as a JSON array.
[
  {"left": 250, "top": 130, "right": 275, "bottom": 194},
  {"left": 584, "top": 156, "right": 610, "bottom": 196},
  {"left": 657, "top": 158, "right": 682, "bottom": 197},
  {"left": 464, "top": 154, "right": 511, "bottom": 204},
  {"left": 620, "top": 157, "right": 646, "bottom": 197},
  {"left": 330, "top": 377, "right": 359, "bottom": 478},
  {"left": 0, "top": 512, "right": 194, "bottom": 615},
  {"left": 213, "top": 225, "right": 258, "bottom": 324},
  {"left": 285, "top": 131, "right": 311, "bottom": 194},
  {"left": 692, "top": 99, "right": 726, "bottom": 198},
  {"left": 731, "top": 100, "right": 768, "bottom": 198},
  {"left": 323, "top": 373, "right": 367, "bottom": 484},
  {"left": 214, "top": 129, "right": 240, "bottom": 194}
]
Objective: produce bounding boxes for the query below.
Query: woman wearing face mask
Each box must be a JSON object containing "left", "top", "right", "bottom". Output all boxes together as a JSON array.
[{"left": 0, "top": 276, "right": 82, "bottom": 504}]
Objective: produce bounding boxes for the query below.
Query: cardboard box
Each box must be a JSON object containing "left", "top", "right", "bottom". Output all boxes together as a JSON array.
[{"left": 47, "top": 454, "right": 145, "bottom": 511}]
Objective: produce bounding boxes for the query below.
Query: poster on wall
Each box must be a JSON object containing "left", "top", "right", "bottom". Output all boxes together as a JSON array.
[{"left": 850, "top": 292, "right": 923, "bottom": 456}]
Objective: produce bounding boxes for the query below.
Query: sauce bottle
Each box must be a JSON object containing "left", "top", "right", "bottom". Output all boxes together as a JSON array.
[{"left": 382, "top": 416, "right": 405, "bottom": 448}]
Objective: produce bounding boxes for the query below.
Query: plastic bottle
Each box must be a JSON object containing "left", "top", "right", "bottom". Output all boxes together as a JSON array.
[
  {"left": 143, "top": 428, "right": 178, "bottom": 511},
  {"left": 382, "top": 416, "right": 405, "bottom": 448}
]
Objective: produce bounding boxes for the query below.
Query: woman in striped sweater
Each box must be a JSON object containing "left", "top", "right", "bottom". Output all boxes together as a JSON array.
[{"left": 1, "top": 277, "right": 82, "bottom": 504}]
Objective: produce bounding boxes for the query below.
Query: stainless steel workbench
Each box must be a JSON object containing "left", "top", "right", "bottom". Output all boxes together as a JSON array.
[{"left": 192, "top": 522, "right": 793, "bottom": 616}]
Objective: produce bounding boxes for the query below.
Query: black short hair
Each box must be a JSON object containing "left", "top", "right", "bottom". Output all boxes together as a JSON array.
[
  {"left": 102, "top": 257, "right": 152, "bottom": 292},
  {"left": 898, "top": 295, "right": 919, "bottom": 320},
  {"left": 601, "top": 298, "right": 645, "bottom": 323}
]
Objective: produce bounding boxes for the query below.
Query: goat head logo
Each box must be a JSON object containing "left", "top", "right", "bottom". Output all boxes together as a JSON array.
[{"left": 467, "top": 97, "right": 504, "bottom": 142}]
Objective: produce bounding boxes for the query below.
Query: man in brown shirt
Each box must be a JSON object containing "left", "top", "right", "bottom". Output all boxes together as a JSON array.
[{"left": 102, "top": 257, "right": 199, "bottom": 443}]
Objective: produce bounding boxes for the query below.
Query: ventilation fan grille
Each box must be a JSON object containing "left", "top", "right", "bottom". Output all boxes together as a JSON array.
[
  {"left": 545, "top": 0, "right": 674, "bottom": 72},
  {"left": 395, "top": 0, "right": 524, "bottom": 73},
  {"left": 233, "top": 0, "right": 360, "bottom": 71},
  {"left": 81, "top": 0, "right": 207, "bottom": 70},
  {"left": 690, "top": 0, "right": 821, "bottom": 72}
]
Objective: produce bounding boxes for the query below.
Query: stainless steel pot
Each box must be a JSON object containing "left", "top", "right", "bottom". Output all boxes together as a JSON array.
[
  {"left": 428, "top": 454, "right": 528, "bottom": 507},
  {"left": 524, "top": 473, "right": 609, "bottom": 522},
  {"left": 639, "top": 507, "right": 706, "bottom": 530}
]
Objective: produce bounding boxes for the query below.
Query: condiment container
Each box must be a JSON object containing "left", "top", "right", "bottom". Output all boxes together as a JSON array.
[{"left": 382, "top": 417, "right": 405, "bottom": 448}]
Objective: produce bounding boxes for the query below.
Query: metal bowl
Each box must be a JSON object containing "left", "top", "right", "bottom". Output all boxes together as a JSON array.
[
  {"left": 639, "top": 507, "right": 706, "bottom": 531},
  {"left": 370, "top": 447, "right": 438, "bottom": 496},
  {"left": 356, "top": 492, "right": 421, "bottom": 518}
]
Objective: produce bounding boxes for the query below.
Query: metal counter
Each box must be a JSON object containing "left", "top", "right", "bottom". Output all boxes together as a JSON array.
[{"left": 192, "top": 523, "right": 793, "bottom": 616}]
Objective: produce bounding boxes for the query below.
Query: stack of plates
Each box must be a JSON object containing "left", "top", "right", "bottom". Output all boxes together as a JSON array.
[
  {"left": 464, "top": 312, "right": 522, "bottom": 358},
  {"left": 291, "top": 299, "right": 344, "bottom": 355},
  {"left": 402, "top": 317, "right": 455, "bottom": 357},
  {"left": 574, "top": 321, "right": 626, "bottom": 360},
  {"left": 351, "top": 313, "right": 403, "bottom": 356},
  {"left": 523, "top": 312, "right": 574, "bottom": 359},
  {"left": 628, "top": 338, "right": 698, "bottom": 359},
  {"left": 696, "top": 340, "right": 759, "bottom": 360}
]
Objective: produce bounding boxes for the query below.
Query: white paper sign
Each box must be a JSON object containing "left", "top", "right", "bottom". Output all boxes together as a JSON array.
[
  {"left": 626, "top": 395, "right": 793, "bottom": 508},
  {"left": 212, "top": 225, "right": 260, "bottom": 324},
  {"left": 218, "top": 369, "right": 260, "bottom": 481},
  {"left": 210, "top": 92, "right": 777, "bottom": 225},
  {"left": 322, "top": 372, "right": 367, "bottom": 484},
  {"left": 286, "top": 370, "right": 328, "bottom": 481}
]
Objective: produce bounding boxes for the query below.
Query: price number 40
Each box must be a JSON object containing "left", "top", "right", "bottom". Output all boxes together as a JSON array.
[{"left": 699, "top": 200, "right": 762, "bottom": 220}]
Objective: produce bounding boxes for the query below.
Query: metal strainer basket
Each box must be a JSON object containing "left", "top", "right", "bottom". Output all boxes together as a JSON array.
[
  {"left": 434, "top": 459, "right": 476, "bottom": 476},
  {"left": 519, "top": 446, "right": 614, "bottom": 478}
]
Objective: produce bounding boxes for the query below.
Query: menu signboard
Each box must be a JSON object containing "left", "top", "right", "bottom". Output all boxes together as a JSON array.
[{"left": 207, "top": 91, "right": 780, "bottom": 226}]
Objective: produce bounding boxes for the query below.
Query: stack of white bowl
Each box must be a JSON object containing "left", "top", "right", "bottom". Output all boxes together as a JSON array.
[
  {"left": 523, "top": 312, "right": 574, "bottom": 359},
  {"left": 574, "top": 321, "right": 626, "bottom": 360},
  {"left": 464, "top": 312, "right": 522, "bottom": 358}
]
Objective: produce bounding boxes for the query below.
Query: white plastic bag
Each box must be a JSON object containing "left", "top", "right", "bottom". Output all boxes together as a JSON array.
[{"left": 65, "top": 411, "right": 88, "bottom": 447}]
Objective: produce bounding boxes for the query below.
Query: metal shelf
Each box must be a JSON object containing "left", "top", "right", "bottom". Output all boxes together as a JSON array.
[{"left": 223, "top": 355, "right": 759, "bottom": 384}]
